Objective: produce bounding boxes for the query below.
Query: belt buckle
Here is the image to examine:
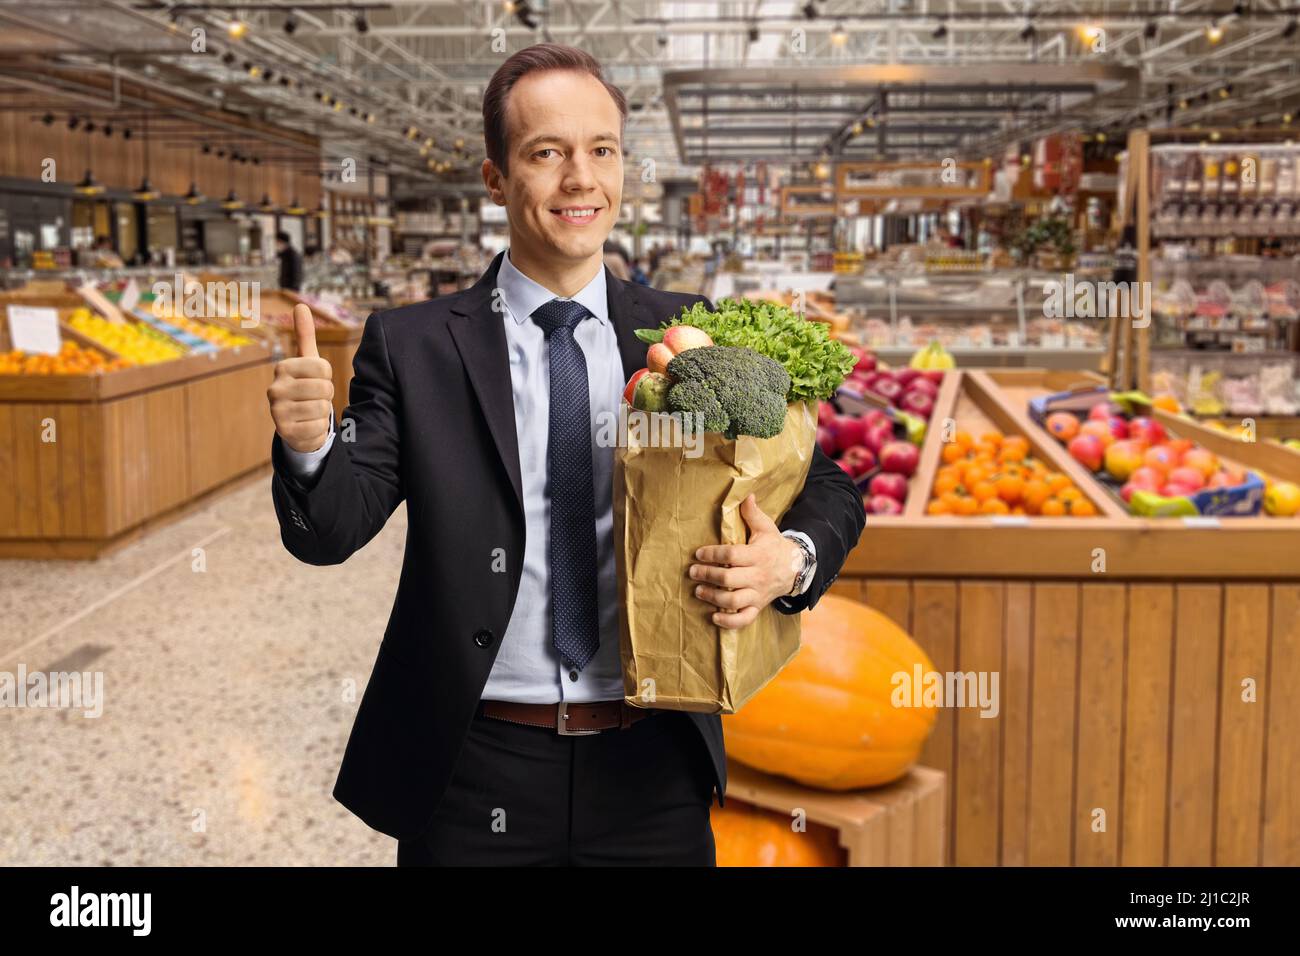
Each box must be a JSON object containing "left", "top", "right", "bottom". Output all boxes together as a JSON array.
[{"left": 556, "top": 702, "right": 601, "bottom": 736}]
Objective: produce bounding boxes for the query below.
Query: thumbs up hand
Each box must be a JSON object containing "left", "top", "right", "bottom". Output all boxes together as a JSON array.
[{"left": 267, "top": 304, "right": 335, "bottom": 453}]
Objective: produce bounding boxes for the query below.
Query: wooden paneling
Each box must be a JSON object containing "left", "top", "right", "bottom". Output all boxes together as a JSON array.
[
  {"left": 1168, "top": 585, "right": 1222, "bottom": 865},
  {"left": 1074, "top": 584, "right": 1127, "bottom": 866},
  {"left": 834, "top": 574, "right": 1300, "bottom": 867},
  {"left": 1027, "top": 583, "right": 1078, "bottom": 865},
  {"left": 1120, "top": 584, "right": 1173, "bottom": 865},
  {"left": 952, "top": 581, "right": 1003, "bottom": 865},
  {"left": 1216, "top": 585, "right": 1269, "bottom": 865},
  {"left": 1263, "top": 585, "right": 1300, "bottom": 865},
  {"left": 185, "top": 361, "right": 274, "bottom": 496},
  {"left": 0, "top": 404, "right": 14, "bottom": 534},
  {"left": 1000, "top": 582, "right": 1032, "bottom": 866}
]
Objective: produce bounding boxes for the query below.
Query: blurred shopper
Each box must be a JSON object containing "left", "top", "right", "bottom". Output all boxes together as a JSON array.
[
  {"left": 265, "top": 43, "right": 863, "bottom": 867},
  {"left": 276, "top": 232, "right": 303, "bottom": 291}
]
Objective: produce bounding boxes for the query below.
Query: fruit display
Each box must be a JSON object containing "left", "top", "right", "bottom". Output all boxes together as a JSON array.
[
  {"left": 927, "top": 428, "right": 1099, "bottom": 517},
  {"left": 908, "top": 340, "right": 956, "bottom": 371},
  {"left": 0, "top": 340, "right": 133, "bottom": 375},
  {"left": 148, "top": 302, "right": 254, "bottom": 348},
  {"left": 710, "top": 799, "right": 846, "bottom": 867},
  {"left": 67, "top": 309, "right": 186, "bottom": 365},
  {"left": 723, "top": 594, "right": 938, "bottom": 790},
  {"left": 841, "top": 346, "right": 943, "bottom": 424},
  {"left": 1033, "top": 393, "right": 1266, "bottom": 516}
]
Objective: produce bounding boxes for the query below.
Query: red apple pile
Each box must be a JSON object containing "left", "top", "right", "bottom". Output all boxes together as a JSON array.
[
  {"left": 819, "top": 398, "right": 921, "bottom": 515},
  {"left": 842, "top": 347, "right": 943, "bottom": 420}
]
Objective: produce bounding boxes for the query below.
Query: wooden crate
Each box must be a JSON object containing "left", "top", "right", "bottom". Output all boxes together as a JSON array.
[
  {"left": 838, "top": 367, "right": 1300, "bottom": 866},
  {"left": 724, "top": 760, "right": 947, "bottom": 867}
]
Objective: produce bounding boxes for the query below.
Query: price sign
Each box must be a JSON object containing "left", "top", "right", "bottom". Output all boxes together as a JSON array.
[
  {"left": 6, "top": 305, "right": 61, "bottom": 355},
  {"left": 120, "top": 279, "right": 141, "bottom": 314}
]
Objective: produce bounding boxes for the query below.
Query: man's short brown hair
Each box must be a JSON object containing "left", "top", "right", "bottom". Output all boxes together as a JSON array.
[{"left": 482, "top": 43, "right": 628, "bottom": 175}]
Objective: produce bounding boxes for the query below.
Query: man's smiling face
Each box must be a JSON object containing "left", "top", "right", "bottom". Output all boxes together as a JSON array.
[{"left": 482, "top": 69, "right": 623, "bottom": 267}]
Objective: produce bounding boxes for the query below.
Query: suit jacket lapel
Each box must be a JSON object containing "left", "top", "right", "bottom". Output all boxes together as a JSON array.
[
  {"left": 448, "top": 258, "right": 659, "bottom": 518},
  {"left": 606, "top": 269, "right": 656, "bottom": 382},
  {"left": 448, "top": 251, "right": 524, "bottom": 515}
]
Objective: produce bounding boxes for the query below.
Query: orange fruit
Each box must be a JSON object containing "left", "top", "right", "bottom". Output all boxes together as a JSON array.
[
  {"left": 1059, "top": 487, "right": 1084, "bottom": 503},
  {"left": 1000, "top": 436, "right": 1030, "bottom": 461},
  {"left": 1070, "top": 499, "right": 1098, "bottom": 517},
  {"left": 971, "top": 480, "right": 998, "bottom": 502},
  {"left": 1023, "top": 479, "right": 1051, "bottom": 514},
  {"left": 980, "top": 430, "right": 1004, "bottom": 446},
  {"left": 927, "top": 499, "right": 950, "bottom": 515},
  {"left": 940, "top": 491, "right": 964, "bottom": 512},
  {"left": 953, "top": 495, "right": 979, "bottom": 516},
  {"left": 980, "top": 497, "right": 1010, "bottom": 515},
  {"left": 995, "top": 475, "right": 1025, "bottom": 503},
  {"left": 941, "top": 442, "right": 966, "bottom": 464},
  {"left": 933, "top": 473, "right": 962, "bottom": 496},
  {"left": 954, "top": 431, "right": 974, "bottom": 449},
  {"left": 1041, "top": 497, "right": 1066, "bottom": 517},
  {"left": 963, "top": 464, "right": 989, "bottom": 486},
  {"left": 1046, "top": 473, "right": 1071, "bottom": 494}
]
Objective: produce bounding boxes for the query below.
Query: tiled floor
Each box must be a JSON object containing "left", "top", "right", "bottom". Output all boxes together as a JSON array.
[{"left": 0, "top": 474, "right": 406, "bottom": 865}]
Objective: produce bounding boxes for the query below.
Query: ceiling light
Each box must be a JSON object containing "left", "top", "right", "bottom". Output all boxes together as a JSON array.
[
  {"left": 221, "top": 52, "right": 236, "bottom": 66},
  {"left": 133, "top": 177, "right": 159, "bottom": 202},
  {"left": 286, "top": 198, "right": 307, "bottom": 215},
  {"left": 365, "top": 113, "right": 375, "bottom": 124},
  {"left": 284, "top": 11, "right": 298, "bottom": 34},
  {"left": 1144, "top": 19, "right": 1158, "bottom": 39},
  {"left": 227, "top": 19, "right": 248, "bottom": 40},
  {"left": 748, "top": 21, "right": 760, "bottom": 43},
  {"left": 221, "top": 190, "right": 243, "bottom": 210},
  {"left": 67, "top": 116, "right": 80, "bottom": 130},
  {"left": 258, "top": 193, "right": 276, "bottom": 212},
  {"left": 263, "top": 70, "right": 275, "bottom": 83},
  {"left": 355, "top": 13, "right": 369, "bottom": 34},
  {"left": 830, "top": 22, "right": 847, "bottom": 46},
  {"left": 1232, "top": 1, "right": 1246, "bottom": 16},
  {"left": 41, "top": 113, "right": 54, "bottom": 126},
  {"left": 74, "top": 170, "right": 103, "bottom": 195},
  {"left": 932, "top": 21, "right": 947, "bottom": 40},
  {"left": 84, "top": 121, "right": 95, "bottom": 134},
  {"left": 1206, "top": 22, "right": 1224, "bottom": 43},
  {"left": 801, "top": 1, "right": 817, "bottom": 20},
  {"left": 1219, "top": 84, "right": 1233, "bottom": 98},
  {"left": 122, "top": 128, "right": 132, "bottom": 140},
  {"left": 1284, "top": 17, "right": 1298, "bottom": 39},
  {"left": 850, "top": 121, "right": 863, "bottom": 135},
  {"left": 102, "top": 124, "right": 113, "bottom": 137},
  {"left": 657, "top": 27, "right": 668, "bottom": 47},
  {"left": 1020, "top": 20, "right": 1035, "bottom": 41},
  {"left": 1178, "top": 98, "right": 1189, "bottom": 109},
  {"left": 424, "top": 137, "right": 434, "bottom": 148},
  {"left": 184, "top": 183, "right": 204, "bottom": 205},
  {"left": 1282, "top": 112, "right": 1293, "bottom": 125}
]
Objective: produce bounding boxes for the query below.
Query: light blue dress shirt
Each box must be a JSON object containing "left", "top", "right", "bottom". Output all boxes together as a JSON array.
[{"left": 283, "top": 249, "right": 815, "bottom": 705}]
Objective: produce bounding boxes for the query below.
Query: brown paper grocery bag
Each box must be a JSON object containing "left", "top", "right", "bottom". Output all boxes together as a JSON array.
[{"left": 613, "top": 401, "right": 818, "bottom": 714}]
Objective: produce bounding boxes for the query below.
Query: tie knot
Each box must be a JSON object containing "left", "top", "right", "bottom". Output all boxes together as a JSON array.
[{"left": 531, "top": 298, "right": 590, "bottom": 336}]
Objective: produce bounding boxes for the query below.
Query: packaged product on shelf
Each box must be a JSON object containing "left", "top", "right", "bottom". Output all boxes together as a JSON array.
[{"left": 1260, "top": 362, "right": 1300, "bottom": 415}]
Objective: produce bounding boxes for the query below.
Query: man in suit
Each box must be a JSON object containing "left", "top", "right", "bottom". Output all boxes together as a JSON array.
[{"left": 266, "top": 43, "right": 865, "bottom": 865}]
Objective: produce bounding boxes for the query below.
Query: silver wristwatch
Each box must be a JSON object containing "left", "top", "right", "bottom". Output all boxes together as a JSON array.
[{"left": 784, "top": 532, "right": 816, "bottom": 597}]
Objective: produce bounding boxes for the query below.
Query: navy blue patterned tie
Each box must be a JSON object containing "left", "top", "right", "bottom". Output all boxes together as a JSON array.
[{"left": 531, "top": 298, "right": 600, "bottom": 672}]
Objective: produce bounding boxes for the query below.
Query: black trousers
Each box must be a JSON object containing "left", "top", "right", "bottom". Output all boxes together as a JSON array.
[{"left": 396, "top": 706, "right": 717, "bottom": 866}]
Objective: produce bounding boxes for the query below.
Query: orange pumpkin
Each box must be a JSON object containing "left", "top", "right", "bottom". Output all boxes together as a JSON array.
[
  {"left": 711, "top": 799, "right": 845, "bottom": 867},
  {"left": 724, "top": 594, "right": 937, "bottom": 790}
]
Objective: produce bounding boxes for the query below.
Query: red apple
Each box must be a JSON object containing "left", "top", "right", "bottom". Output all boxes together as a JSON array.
[
  {"left": 833, "top": 415, "right": 868, "bottom": 454},
  {"left": 1143, "top": 444, "right": 1180, "bottom": 473},
  {"left": 662, "top": 324, "right": 713, "bottom": 354},
  {"left": 1068, "top": 434, "right": 1105, "bottom": 471},
  {"left": 1161, "top": 483, "right": 1197, "bottom": 498},
  {"left": 871, "top": 378, "right": 904, "bottom": 403},
  {"left": 646, "top": 342, "right": 673, "bottom": 375},
  {"left": 1127, "top": 416, "right": 1167, "bottom": 446},
  {"left": 1108, "top": 416, "right": 1131, "bottom": 441},
  {"left": 836, "top": 458, "right": 856, "bottom": 476},
  {"left": 868, "top": 471, "right": 908, "bottom": 502},
  {"left": 894, "top": 368, "right": 922, "bottom": 388},
  {"left": 864, "top": 421, "right": 894, "bottom": 455},
  {"left": 866, "top": 494, "right": 904, "bottom": 515},
  {"left": 1078, "top": 419, "right": 1115, "bottom": 448},
  {"left": 1088, "top": 402, "right": 1116, "bottom": 422},
  {"left": 817, "top": 426, "right": 836, "bottom": 456},
  {"left": 622, "top": 368, "right": 649, "bottom": 405},
  {"left": 817, "top": 402, "right": 837, "bottom": 427},
  {"left": 879, "top": 440, "right": 920, "bottom": 477},
  {"left": 1182, "top": 447, "right": 1219, "bottom": 478},
  {"left": 921, "top": 370, "right": 945, "bottom": 385},
  {"left": 842, "top": 445, "right": 877, "bottom": 477},
  {"left": 863, "top": 409, "right": 890, "bottom": 428},
  {"left": 900, "top": 390, "right": 935, "bottom": 419},
  {"left": 1168, "top": 466, "right": 1206, "bottom": 491},
  {"left": 906, "top": 377, "right": 939, "bottom": 399},
  {"left": 1129, "top": 466, "right": 1164, "bottom": 490},
  {"left": 1120, "top": 481, "right": 1139, "bottom": 504}
]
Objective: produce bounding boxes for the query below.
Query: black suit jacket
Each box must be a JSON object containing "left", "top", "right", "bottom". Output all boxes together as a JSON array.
[{"left": 270, "top": 251, "right": 866, "bottom": 841}]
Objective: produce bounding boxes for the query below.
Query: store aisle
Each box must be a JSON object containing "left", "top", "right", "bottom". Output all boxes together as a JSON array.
[{"left": 0, "top": 474, "right": 407, "bottom": 866}]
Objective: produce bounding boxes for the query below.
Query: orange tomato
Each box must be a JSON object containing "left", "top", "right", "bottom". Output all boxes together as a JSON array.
[
  {"left": 953, "top": 495, "right": 979, "bottom": 516},
  {"left": 927, "top": 499, "right": 950, "bottom": 515},
  {"left": 995, "top": 475, "right": 1025, "bottom": 503},
  {"left": 941, "top": 442, "right": 966, "bottom": 464},
  {"left": 1046, "top": 473, "right": 1071, "bottom": 494},
  {"left": 999, "top": 436, "right": 1030, "bottom": 461},
  {"left": 963, "top": 464, "right": 989, "bottom": 486},
  {"left": 1069, "top": 499, "right": 1098, "bottom": 517},
  {"left": 954, "top": 430, "right": 974, "bottom": 449},
  {"left": 1040, "top": 497, "right": 1066, "bottom": 517},
  {"left": 980, "top": 497, "right": 1010, "bottom": 515},
  {"left": 933, "top": 473, "right": 962, "bottom": 496},
  {"left": 1022, "top": 479, "right": 1051, "bottom": 514},
  {"left": 980, "top": 430, "right": 1004, "bottom": 446},
  {"left": 1059, "top": 487, "right": 1084, "bottom": 503},
  {"left": 940, "top": 491, "right": 964, "bottom": 512},
  {"left": 970, "top": 480, "right": 998, "bottom": 502}
]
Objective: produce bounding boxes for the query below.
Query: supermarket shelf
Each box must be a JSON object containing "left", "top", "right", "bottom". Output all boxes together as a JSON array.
[{"left": 872, "top": 346, "right": 1105, "bottom": 370}]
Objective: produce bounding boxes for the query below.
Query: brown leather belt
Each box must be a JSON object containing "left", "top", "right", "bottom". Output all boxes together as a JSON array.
[{"left": 480, "top": 700, "right": 657, "bottom": 735}]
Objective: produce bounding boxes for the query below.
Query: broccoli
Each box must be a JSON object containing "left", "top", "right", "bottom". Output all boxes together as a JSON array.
[{"left": 665, "top": 346, "right": 791, "bottom": 439}]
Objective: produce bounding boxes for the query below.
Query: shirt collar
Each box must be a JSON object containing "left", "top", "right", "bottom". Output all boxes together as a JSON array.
[{"left": 497, "top": 249, "right": 609, "bottom": 327}]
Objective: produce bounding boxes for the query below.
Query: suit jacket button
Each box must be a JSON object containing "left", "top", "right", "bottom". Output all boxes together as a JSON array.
[{"left": 473, "top": 628, "right": 494, "bottom": 648}]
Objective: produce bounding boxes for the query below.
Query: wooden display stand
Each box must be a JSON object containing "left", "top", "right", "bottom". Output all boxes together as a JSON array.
[
  {"left": 725, "top": 760, "right": 947, "bottom": 867},
  {"left": 837, "top": 368, "right": 1300, "bottom": 866},
  {"left": 0, "top": 314, "right": 274, "bottom": 559}
]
